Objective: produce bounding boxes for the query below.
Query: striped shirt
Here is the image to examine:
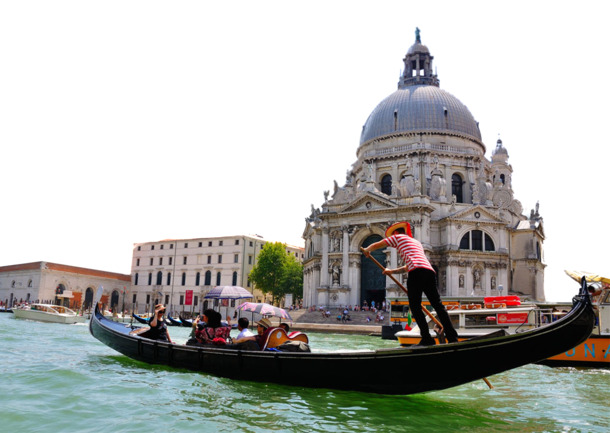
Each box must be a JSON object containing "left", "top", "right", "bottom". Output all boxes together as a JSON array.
[{"left": 384, "top": 234, "right": 434, "bottom": 272}]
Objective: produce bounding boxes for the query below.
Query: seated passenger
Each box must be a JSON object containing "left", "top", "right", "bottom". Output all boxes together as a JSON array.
[
  {"left": 235, "top": 317, "right": 254, "bottom": 340},
  {"left": 192, "top": 309, "right": 231, "bottom": 345},
  {"left": 232, "top": 317, "right": 274, "bottom": 350},
  {"left": 146, "top": 304, "right": 173, "bottom": 343}
]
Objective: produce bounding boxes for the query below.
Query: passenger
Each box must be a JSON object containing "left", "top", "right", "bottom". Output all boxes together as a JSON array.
[
  {"left": 232, "top": 317, "right": 274, "bottom": 350},
  {"left": 147, "top": 304, "right": 173, "bottom": 343},
  {"left": 279, "top": 322, "right": 290, "bottom": 333},
  {"left": 235, "top": 317, "right": 254, "bottom": 340},
  {"left": 195, "top": 309, "right": 231, "bottom": 345}
]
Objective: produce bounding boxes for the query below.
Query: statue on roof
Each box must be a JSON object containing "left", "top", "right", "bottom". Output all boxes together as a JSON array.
[{"left": 415, "top": 27, "right": 421, "bottom": 43}]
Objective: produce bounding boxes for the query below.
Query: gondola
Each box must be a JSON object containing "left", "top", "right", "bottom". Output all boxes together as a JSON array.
[
  {"left": 178, "top": 314, "right": 193, "bottom": 327},
  {"left": 166, "top": 314, "right": 182, "bottom": 326},
  {"left": 90, "top": 279, "right": 595, "bottom": 395},
  {"left": 131, "top": 313, "right": 150, "bottom": 325}
]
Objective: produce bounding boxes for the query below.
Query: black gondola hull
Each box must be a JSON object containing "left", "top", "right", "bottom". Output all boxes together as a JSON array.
[{"left": 90, "top": 283, "right": 595, "bottom": 395}]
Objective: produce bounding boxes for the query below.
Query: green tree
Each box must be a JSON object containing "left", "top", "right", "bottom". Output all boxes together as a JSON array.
[
  {"left": 249, "top": 242, "right": 303, "bottom": 305},
  {"left": 279, "top": 254, "right": 303, "bottom": 304}
]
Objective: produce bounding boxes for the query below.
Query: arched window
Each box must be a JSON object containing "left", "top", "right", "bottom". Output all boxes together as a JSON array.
[
  {"left": 459, "top": 230, "right": 495, "bottom": 252},
  {"left": 381, "top": 174, "right": 393, "bottom": 195},
  {"left": 166, "top": 272, "right": 171, "bottom": 285},
  {"left": 195, "top": 272, "right": 201, "bottom": 286},
  {"left": 205, "top": 271, "right": 212, "bottom": 286},
  {"left": 156, "top": 271, "right": 163, "bottom": 285},
  {"left": 216, "top": 272, "right": 222, "bottom": 286},
  {"left": 134, "top": 273, "right": 139, "bottom": 285},
  {"left": 232, "top": 271, "right": 238, "bottom": 286},
  {"left": 452, "top": 174, "right": 464, "bottom": 203}
]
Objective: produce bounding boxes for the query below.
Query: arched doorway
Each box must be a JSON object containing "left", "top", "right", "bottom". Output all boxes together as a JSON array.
[
  {"left": 84, "top": 287, "right": 94, "bottom": 311},
  {"left": 55, "top": 284, "right": 66, "bottom": 306},
  {"left": 110, "top": 290, "right": 120, "bottom": 311},
  {"left": 361, "top": 235, "right": 386, "bottom": 307}
]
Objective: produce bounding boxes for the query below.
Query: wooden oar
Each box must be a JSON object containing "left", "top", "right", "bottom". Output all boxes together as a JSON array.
[{"left": 361, "top": 247, "right": 494, "bottom": 390}]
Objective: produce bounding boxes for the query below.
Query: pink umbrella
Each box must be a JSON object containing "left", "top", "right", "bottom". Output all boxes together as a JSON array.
[{"left": 236, "top": 302, "right": 293, "bottom": 321}]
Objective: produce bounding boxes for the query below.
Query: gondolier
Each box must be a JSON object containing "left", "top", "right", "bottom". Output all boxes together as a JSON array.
[{"left": 362, "top": 221, "right": 458, "bottom": 346}]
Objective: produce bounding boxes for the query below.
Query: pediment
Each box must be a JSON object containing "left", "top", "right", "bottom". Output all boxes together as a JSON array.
[
  {"left": 446, "top": 205, "right": 505, "bottom": 224},
  {"left": 339, "top": 192, "right": 397, "bottom": 214}
]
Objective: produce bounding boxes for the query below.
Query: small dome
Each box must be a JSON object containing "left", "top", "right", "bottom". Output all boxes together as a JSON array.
[
  {"left": 359, "top": 85, "right": 482, "bottom": 145},
  {"left": 407, "top": 42, "right": 430, "bottom": 55}
]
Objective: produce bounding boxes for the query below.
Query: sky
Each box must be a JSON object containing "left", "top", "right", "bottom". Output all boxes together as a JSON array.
[{"left": 1, "top": 1, "right": 608, "bottom": 301}]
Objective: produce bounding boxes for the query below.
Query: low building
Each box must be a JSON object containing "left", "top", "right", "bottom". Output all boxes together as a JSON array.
[
  {"left": 0, "top": 261, "right": 131, "bottom": 310},
  {"left": 131, "top": 234, "right": 303, "bottom": 315}
]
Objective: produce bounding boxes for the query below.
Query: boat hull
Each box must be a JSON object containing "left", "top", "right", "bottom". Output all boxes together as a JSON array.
[
  {"left": 90, "top": 283, "right": 596, "bottom": 395},
  {"left": 538, "top": 335, "right": 609, "bottom": 368},
  {"left": 13, "top": 308, "right": 86, "bottom": 324}
]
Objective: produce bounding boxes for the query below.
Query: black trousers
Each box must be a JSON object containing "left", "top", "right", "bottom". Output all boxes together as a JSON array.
[{"left": 407, "top": 268, "right": 458, "bottom": 342}]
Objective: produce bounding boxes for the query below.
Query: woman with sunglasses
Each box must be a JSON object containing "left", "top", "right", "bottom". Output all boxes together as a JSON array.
[{"left": 147, "top": 304, "right": 173, "bottom": 343}]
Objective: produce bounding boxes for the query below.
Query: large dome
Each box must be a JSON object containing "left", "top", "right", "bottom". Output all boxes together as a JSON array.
[{"left": 359, "top": 85, "right": 482, "bottom": 146}]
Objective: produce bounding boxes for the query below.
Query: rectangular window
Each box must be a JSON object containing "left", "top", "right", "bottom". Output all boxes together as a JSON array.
[
  {"left": 249, "top": 241, "right": 253, "bottom": 247},
  {"left": 235, "top": 240, "right": 239, "bottom": 245},
  {"left": 165, "top": 295, "right": 169, "bottom": 305},
  {"left": 180, "top": 295, "right": 184, "bottom": 305},
  {"left": 218, "top": 255, "right": 222, "bottom": 264},
  {"left": 169, "top": 257, "right": 173, "bottom": 265},
  {"left": 207, "top": 256, "right": 211, "bottom": 264},
  {"left": 198, "top": 242, "right": 203, "bottom": 247},
  {"left": 158, "top": 258, "right": 162, "bottom": 265},
  {"left": 160, "top": 245, "right": 164, "bottom": 250},
  {"left": 234, "top": 254, "right": 239, "bottom": 263},
  {"left": 146, "top": 294, "right": 151, "bottom": 304},
  {"left": 151, "top": 245, "right": 155, "bottom": 250},
  {"left": 170, "top": 244, "right": 173, "bottom": 249},
  {"left": 132, "top": 294, "right": 137, "bottom": 303},
  {"left": 194, "top": 295, "right": 198, "bottom": 306},
  {"left": 208, "top": 241, "right": 212, "bottom": 247},
  {"left": 219, "top": 240, "right": 223, "bottom": 246},
  {"left": 136, "top": 258, "right": 140, "bottom": 266},
  {"left": 184, "top": 243, "right": 188, "bottom": 248},
  {"left": 248, "top": 255, "right": 253, "bottom": 265},
  {"left": 137, "top": 246, "right": 141, "bottom": 251},
  {"left": 149, "top": 258, "right": 153, "bottom": 266},
  {"left": 183, "top": 256, "right": 187, "bottom": 265}
]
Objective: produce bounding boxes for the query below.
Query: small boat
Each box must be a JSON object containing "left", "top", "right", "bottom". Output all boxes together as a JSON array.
[
  {"left": 178, "top": 314, "right": 193, "bottom": 327},
  {"left": 166, "top": 315, "right": 182, "bottom": 326},
  {"left": 391, "top": 273, "right": 610, "bottom": 369},
  {"left": 89, "top": 280, "right": 595, "bottom": 395},
  {"left": 13, "top": 303, "right": 86, "bottom": 324},
  {"left": 132, "top": 314, "right": 150, "bottom": 325},
  {"left": 538, "top": 271, "right": 610, "bottom": 368}
]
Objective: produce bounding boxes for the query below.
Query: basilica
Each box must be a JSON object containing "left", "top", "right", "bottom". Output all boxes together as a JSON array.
[{"left": 302, "top": 30, "right": 545, "bottom": 308}]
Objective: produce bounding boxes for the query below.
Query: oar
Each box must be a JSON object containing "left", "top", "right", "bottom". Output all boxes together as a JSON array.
[
  {"left": 361, "top": 248, "right": 494, "bottom": 390},
  {"left": 360, "top": 247, "right": 444, "bottom": 330}
]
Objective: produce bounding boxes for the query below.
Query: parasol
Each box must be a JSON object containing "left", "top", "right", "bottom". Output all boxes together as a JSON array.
[
  {"left": 204, "top": 286, "right": 253, "bottom": 299},
  {"left": 236, "top": 302, "right": 293, "bottom": 321},
  {"left": 564, "top": 270, "right": 610, "bottom": 285}
]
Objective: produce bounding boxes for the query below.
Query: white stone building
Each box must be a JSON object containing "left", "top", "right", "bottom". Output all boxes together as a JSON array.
[
  {"left": 0, "top": 261, "right": 131, "bottom": 310},
  {"left": 131, "top": 234, "right": 304, "bottom": 314},
  {"left": 302, "top": 30, "right": 545, "bottom": 309}
]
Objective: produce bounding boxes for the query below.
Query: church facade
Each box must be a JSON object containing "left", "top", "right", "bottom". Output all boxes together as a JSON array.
[{"left": 302, "top": 30, "right": 545, "bottom": 308}]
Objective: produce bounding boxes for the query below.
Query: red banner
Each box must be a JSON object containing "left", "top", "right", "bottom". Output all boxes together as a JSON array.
[
  {"left": 497, "top": 312, "right": 528, "bottom": 324},
  {"left": 185, "top": 290, "right": 193, "bottom": 306}
]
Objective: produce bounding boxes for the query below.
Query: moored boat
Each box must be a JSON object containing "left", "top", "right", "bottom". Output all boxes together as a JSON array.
[
  {"left": 391, "top": 272, "right": 609, "bottom": 368},
  {"left": 13, "top": 303, "right": 86, "bottom": 324},
  {"left": 89, "top": 280, "right": 595, "bottom": 395}
]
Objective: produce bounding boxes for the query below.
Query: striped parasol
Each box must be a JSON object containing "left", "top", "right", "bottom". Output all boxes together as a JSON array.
[{"left": 236, "top": 302, "right": 293, "bottom": 321}]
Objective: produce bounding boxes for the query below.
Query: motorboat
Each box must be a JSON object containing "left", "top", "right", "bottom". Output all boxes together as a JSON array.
[{"left": 13, "top": 303, "right": 86, "bottom": 324}]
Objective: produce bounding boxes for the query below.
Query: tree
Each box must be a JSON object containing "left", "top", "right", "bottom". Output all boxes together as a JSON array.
[
  {"left": 279, "top": 254, "right": 303, "bottom": 303},
  {"left": 249, "top": 242, "right": 303, "bottom": 305}
]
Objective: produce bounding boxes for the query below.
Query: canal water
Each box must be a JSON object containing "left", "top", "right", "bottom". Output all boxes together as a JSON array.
[{"left": 0, "top": 314, "right": 608, "bottom": 433}]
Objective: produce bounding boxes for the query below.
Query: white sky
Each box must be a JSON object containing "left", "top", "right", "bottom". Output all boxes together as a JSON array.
[{"left": 1, "top": 1, "right": 608, "bottom": 301}]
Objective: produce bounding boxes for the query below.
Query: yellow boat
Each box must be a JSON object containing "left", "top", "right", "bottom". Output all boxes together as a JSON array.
[{"left": 390, "top": 270, "right": 609, "bottom": 368}]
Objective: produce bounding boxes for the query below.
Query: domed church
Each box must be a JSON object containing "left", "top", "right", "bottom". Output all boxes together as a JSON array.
[{"left": 302, "top": 29, "right": 545, "bottom": 308}]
